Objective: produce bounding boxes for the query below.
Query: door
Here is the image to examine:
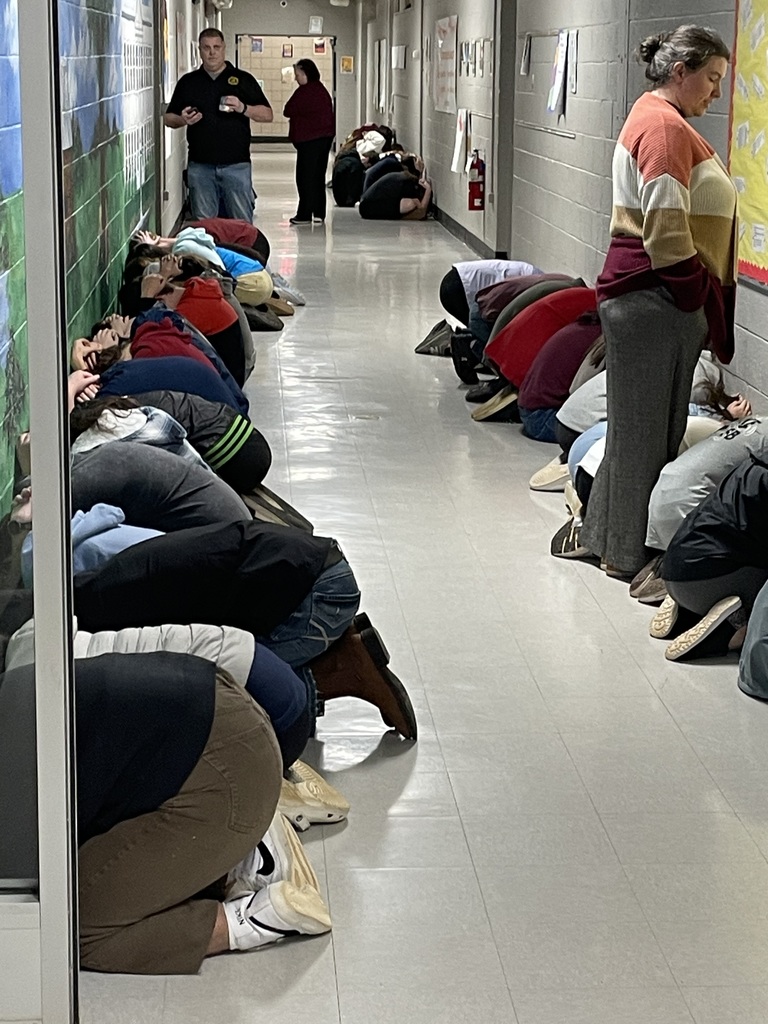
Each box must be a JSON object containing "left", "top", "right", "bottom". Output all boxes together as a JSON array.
[{"left": 236, "top": 34, "right": 336, "bottom": 141}]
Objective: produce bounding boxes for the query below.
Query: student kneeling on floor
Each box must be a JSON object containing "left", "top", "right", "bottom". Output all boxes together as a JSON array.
[{"left": 0, "top": 652, "right": 331, "bottom": 974}]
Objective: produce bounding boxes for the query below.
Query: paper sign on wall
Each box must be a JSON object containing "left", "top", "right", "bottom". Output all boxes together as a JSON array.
[
  {"left": 568, "top": 30, "right": 578, "bottom": 93},
  {"left": 451, "top": 107, "right": 468, "bottom": 172},
  {"left": 546, "top": 29, "right": 568, "bottom": 116},
  {"left": 391, "top": 44, "right": 406, "bottom": 70},
  {"left": 434, "top": 15, "right": 458, "bottom": 113}
]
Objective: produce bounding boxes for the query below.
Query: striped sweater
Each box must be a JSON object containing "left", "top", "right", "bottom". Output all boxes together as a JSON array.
[{"left": 610, "top": 91, "right": 737, "bottom": 285}]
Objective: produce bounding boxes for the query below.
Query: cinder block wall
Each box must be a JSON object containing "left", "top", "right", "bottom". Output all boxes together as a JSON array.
[
  {"left": 162, "top": 0, "right": 207, "bottom": 235},
  {"left": 510, "top": 0, "right": 768, "bottom": 403},
  {"left": 364, "top": 0, "right": 498, "bottom": 249}
]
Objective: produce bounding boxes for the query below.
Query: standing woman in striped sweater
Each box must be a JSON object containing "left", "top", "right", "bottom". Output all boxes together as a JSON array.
[{"left": 575, "top": 26, "right": 737, "bottom": 577}]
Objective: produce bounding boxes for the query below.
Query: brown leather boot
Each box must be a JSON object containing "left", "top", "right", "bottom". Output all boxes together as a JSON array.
[{"left": 310, "top": 626, "right": 417, "bottom": 741}]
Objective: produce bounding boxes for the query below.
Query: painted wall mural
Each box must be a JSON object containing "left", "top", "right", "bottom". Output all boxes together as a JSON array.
[
  {"left": 0, "top": 0, "right": 161, "bottom": 514},
  {"left": 59, "top": 0, "right": 156, "bottom": 340},
  {"left": 0, "top": 0, "right": 29, "bottom": 516}
]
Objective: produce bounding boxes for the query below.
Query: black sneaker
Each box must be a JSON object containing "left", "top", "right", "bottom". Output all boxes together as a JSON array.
[
  {"left": 289, "top": 217, "right": 311, "bottom": 225},
  {"left": 415, "top": 320, "right": 453, "bottom": 356},
  {"left": 550, "top": 517, "right": 593, "bottom": 559},
  {"left": 450, "top": 331, "right": 481, "bottom": 384},
  {"left": 465, "top": 377, "right": 506, "bottom": 403}
]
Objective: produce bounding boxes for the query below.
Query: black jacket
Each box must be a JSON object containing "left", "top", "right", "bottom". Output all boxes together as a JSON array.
[
  {"left": 75, "top": 520, "right": 334, "bottom": 637},
  {"left": 0, "top": 652, "right": 216, "bottom": 854}
]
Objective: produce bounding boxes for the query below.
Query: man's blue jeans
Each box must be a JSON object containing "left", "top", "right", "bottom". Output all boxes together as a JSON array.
[
  {"left": 257, "top": 559, "right": 362, "bottom": 669},
  {"left": 187, "top": 161, "right": 255, "bottom": 221}
]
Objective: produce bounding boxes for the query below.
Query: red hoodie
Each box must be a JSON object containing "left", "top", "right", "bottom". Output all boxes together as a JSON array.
[
  {"left": 186, "top": 217, "right": 262, "bottom": 251},
  {"left": 485, "top": 288, "right": 597, "bottom": 387},
  {"left": 130, "top": 317, "right": 216, "bottom": 371},
  {"left": 176, "top": 277, "right": 238, "bottom": 337},
  {"left": 284, "top": 80, "right": 335, "bottom": 143}
]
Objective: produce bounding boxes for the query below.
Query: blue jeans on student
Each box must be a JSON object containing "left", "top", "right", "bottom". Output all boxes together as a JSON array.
[
  {"left": 187, "top": 161, "right": 255, "bottom": 221},
  {"left": 468, "top": 300, "right": 492, "bottom": 351},
  {"left": 257, "top": 559, "right": 362, "bottom": 670},
  {"left": 519, "top": 406, "right": 559, "bottom": 443}
]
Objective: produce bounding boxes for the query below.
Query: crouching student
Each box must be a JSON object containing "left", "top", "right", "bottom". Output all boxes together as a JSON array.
[
  {"left": 652, "top": 454, "right": 768, "bottom": 661},
  {"left": 358, "top": 166, "right": 432, "bottom": 221},
  {"left": 6, "top": 620, "right": 313, "bottom": 772},
  {"left": 0, "top": 652, "right": 330, "bottom": 974},
  {"left": 73, "top": 520, "right": 418, "bottom": 740}
]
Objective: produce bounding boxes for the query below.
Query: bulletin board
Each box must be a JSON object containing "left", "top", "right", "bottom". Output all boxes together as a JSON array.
[{"left": 729, "top": 0, "right": 768, "bottom": 283}]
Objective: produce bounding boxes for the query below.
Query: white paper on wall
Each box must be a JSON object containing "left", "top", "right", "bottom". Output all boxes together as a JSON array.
[
  {"left": 568, "top": 29, "right": 578, "bottom": 93},
  {"left": 451, "top": 107, "right": 468, "bottom": 172},
  {"left": 547, "top": 29, "right": 568, "bottom": 116},
  {"left": 434, "top": 15, "right": 458, "bottom": 113}
]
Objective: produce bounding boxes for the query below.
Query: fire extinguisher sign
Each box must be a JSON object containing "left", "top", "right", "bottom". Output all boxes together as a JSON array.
[{"left": 468, "top": 149, "right": 485, "bottom": 211}]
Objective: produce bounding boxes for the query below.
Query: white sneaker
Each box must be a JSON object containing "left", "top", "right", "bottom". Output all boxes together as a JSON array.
[
  {"left": 225, "top": 881, "right": 331, "bottom": 951},
  {"left": 226, "top": 811, "right": 319, "bottom": 899},
  {"left": 529, "top": 456, "right": 570, "bottom": 491},
  {"left": 270, "top": 271, "right": 306, "bottom": 305},
  {"left": 279, "top": 760, "right": 350, "bottom": 831}
]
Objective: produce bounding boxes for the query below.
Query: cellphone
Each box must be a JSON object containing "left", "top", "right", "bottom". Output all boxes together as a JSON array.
[{"left": 188, "top": 106, "right": 199, "bottom": 114}]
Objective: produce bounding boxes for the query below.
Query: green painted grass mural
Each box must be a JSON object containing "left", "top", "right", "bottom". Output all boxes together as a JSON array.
[
  {"left": 0, "top": 0, "right": 158, "bottom": 516},
  {"left": 0, "top": 0, "right": 29, "bottom": 516},
  {"left": 60, "top": 0, "right": 156, "bottom": 342}
]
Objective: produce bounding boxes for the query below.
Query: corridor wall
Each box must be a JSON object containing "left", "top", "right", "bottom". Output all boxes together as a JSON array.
[
  {"left": 161, "top": 0, "right": 207, "bottom": 235},
  {"left": 0, "top": 0, "right": 29, "bottom": 516},
  {"left": 362, "top": 0, "right": 498, "bottom": 252},
  {"left": 508, "top": 1, "right": 768, "bottom": 403}
]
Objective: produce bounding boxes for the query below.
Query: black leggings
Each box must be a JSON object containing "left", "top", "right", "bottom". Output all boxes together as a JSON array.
[
  {"left": 555, "top": 420, "right": 581, "bottom": 459},
  {"left": 439, "top": 268, "right": 470, "bottom": 327},
  {"left": 295, "top": 137, "right": 334, "bottom": 220}
]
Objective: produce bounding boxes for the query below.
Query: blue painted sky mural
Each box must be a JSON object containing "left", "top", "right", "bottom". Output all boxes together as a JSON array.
[{"left": 0, "top": 0, "right": 28, "bottom": 515}]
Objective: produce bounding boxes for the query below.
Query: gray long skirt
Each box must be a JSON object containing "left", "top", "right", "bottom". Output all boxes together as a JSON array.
[{"left": 580, "top": 286, "right": 708, "bottom": 574}]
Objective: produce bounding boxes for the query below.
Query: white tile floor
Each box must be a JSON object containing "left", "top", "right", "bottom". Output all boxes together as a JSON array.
[{"left": 81, "top": 152, "right": 768, "bottom": 1023}]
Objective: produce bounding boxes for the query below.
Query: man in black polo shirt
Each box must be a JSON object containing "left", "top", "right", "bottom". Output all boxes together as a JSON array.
[{"left": 164, "top": 28, "right": 273, "bottom": 221}]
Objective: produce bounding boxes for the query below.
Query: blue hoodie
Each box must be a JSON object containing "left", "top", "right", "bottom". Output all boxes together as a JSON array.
[{"left": 22, "top": 504, "right": 163, "bottom": 586}]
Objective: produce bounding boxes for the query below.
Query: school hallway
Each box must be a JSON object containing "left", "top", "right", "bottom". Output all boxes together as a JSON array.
[{"left": 76, "top": 151, "right": 768, "bottom": 1024}]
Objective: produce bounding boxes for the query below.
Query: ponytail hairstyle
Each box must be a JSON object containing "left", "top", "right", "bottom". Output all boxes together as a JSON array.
[{"left": 637, "top": 25, "right": 730, "bottom": 86}]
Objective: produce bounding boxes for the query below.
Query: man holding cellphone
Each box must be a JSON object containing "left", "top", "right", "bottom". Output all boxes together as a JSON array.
[{"left": 164, "top": 29, "right": 273, "bottom": 221}]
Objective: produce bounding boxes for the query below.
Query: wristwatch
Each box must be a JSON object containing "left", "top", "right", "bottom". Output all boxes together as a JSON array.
[{"left": 240, "top": 101, "right": 247, "bottom": 114}]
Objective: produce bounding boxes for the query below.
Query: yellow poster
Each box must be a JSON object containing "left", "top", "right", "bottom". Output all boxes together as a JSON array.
[{"left": 730, "top": 0, "right": 768, "bottom": 282}]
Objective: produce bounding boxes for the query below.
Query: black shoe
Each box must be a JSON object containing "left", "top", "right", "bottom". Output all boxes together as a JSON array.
[
  {"left": 415, "top": 320, "right": 453, "bottom": 356},
  {"left": 470, "top": 384, "right": 520, "bottom": 422},
  {"left": 289, "top": 217, "right": 311, "bottom": 225},
  {"left": 465, "top": 377, "right": 506, "bottom": 403},
  {"left": 450, "top": 331, "right": 481, "bottom": 384}
]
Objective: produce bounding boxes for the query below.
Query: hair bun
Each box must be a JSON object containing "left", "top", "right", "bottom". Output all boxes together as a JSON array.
[{"left": 639, "top": 33, "right": 665, "bottom": 63}]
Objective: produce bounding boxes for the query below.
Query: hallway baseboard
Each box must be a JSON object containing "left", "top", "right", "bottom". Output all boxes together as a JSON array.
[{"left": 434, "top": 206, "right": 507, "bottom": 259}]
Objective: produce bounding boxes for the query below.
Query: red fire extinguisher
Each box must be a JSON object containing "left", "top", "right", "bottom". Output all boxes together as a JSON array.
[{"left": 468, "top": 150, "right": 485, "bottom": 211}]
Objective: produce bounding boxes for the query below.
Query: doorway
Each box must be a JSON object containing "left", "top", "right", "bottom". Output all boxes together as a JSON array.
[{"left": 235, "top": 34, "right": 336, "bottom": 142}]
